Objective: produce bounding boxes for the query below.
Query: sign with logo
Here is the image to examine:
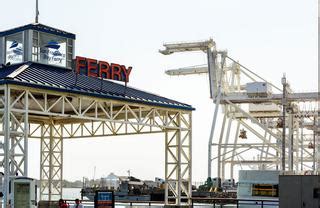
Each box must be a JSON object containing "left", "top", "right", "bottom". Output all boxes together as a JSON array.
[
  {"left": 75, "top": 56, "right": 132, "bottom": 83},
  {"left": 94, "top": 191, "right": 114, "bottom": 208},
  {"left": 40, "top": 41, "right": 66, "bottom": 65},
  {"left": 6, "top": 40, "right": 23, "bottom": 63}
]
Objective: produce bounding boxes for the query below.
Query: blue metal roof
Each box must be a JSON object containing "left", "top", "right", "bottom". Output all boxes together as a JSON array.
[
  {"left": 0, "top": 62, "right": 194, "bottom": 111},
  {"left": 0, "top": 23, "right": 76, "bottom": 39}
]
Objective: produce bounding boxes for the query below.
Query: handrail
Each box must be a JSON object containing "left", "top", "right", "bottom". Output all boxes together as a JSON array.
[
  {"left": 59, "top": 198, "right": 279, "bottom": 207},
  {"left": 191, "top": 197, "right": 279, "bottom": 208},
  {"left": 63, "top": 199, "right": 165, "bottom": 206}
]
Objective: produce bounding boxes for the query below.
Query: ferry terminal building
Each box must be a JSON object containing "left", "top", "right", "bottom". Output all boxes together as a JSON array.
[{"left": 0, "top": 23, "right": 193, "bottom": 206}]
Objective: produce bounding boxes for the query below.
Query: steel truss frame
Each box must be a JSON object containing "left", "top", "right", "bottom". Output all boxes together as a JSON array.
[{"left": 0, "top": 84, "right": 192, "bottom": 206}]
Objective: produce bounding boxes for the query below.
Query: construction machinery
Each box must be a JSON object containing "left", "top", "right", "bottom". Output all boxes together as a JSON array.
[{"left": 160, "top": 39, "right": 319, "bottom": 180}]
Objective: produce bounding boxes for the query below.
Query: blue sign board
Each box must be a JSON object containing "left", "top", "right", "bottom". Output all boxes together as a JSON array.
[{"left": 94, "top": 191, "right": 114, "bottom": 208}]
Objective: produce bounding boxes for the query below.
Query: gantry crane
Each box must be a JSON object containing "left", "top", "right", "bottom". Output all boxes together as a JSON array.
[{"left": 159, "top": 39, "right": 319, "bottom": 179}]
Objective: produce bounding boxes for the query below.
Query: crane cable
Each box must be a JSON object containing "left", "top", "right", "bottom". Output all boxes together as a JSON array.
[{"left": 226, "top": 55, "right": 282, "bottom": 92}]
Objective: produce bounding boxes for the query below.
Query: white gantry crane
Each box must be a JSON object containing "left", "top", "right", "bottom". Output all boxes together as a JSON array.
[{"left": 159, "top": 39, "right": 319, "bottom": 180}]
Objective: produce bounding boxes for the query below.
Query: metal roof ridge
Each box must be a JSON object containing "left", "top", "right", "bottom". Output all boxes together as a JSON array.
[
  {"left": 34, "top": 23, "right": 74, "bottom": 35},
  {"left": 7, "top": 63, "right": 32, "bottom": 79},
  {"left": 0, "top": 23, "right": 76, "bottom": 39}
]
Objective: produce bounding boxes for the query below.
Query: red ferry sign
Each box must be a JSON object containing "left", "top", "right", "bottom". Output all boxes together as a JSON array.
[{"left": 75, "top": 56, "right": 132, "bottom": 82}]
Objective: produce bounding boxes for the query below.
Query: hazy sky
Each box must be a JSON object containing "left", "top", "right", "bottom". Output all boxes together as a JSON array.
[{"left": 0, "top": 0, "right": 318, "bottom": 182}]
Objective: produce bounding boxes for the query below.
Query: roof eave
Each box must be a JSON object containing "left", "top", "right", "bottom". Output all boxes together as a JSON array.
[{"left": 0, "top": 80, "right": 195, "bottom": 111}]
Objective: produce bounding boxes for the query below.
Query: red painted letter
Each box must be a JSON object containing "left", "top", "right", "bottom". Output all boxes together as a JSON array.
[
  {"left": 121, "top": 65, "right": 132, "bottom": 82},
  {"left": 87, "top": 58, "right": 98, "bottom": 77},
  {"left": 99, "top": 61, "right": 110, "bottom": 79},
  {"left": 111, "top": 63, "right": 122, "bottom": 81},
  {"left": 75, "top": 56, "right": 87, "bottom": 75}
]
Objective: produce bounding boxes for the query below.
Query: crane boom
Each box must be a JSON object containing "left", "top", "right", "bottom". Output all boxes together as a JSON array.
[
  {"left": 159, "top": 39, "right": 215, "bottom": 54},
  {"left": 165, "top": 66, "right": 208, "bottom": 76}
]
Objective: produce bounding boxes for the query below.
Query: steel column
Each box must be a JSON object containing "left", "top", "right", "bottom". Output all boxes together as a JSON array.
[
  {"left": 2, "top": 86, "right": 28, "bottom": 206},
  {"left": 217, "top": 114, "right": 227, "bottom": 178},
  {"left": 221, "top": 117, "right": 233, "bottom": 179},
  {"left": 24, "top": 90, "right": 29, "bottom": 176},
  {"left": 3, "top": 85, "right": 10, "bottom": 206},
  {"left": 230, "top": 121, "right": 240, "bottom": 178},
  {"left": 40, "top": 122, "right": 63, "bottom": 200},
  {"left": 165, "top": 112, "right": 192, "bottom": 206}
]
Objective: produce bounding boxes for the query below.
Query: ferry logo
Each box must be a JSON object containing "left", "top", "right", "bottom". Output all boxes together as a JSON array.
[
  {"left": 45, "top": 41, "right": 61, "bottom": 50},
  {"left": 13, "top": 47, "right": 23, "bottom": 55},
  {"left": 40, "top": 41, "right": 65, "bottom": 63},
  {"left": 9, "top": 40, "right": 18, "bottom": 49},
  {"left": 9, "top": 40, "right": 23, "bottom": 55}
]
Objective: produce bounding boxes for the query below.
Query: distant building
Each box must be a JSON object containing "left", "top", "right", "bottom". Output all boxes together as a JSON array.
[{"left": 101, "top": 173, "right": 120, "bottom": 190}]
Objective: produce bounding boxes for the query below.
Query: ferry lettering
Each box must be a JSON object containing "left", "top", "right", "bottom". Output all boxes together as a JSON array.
[{"left": 75, "top": 56, "right": 132, "bottom": 82}]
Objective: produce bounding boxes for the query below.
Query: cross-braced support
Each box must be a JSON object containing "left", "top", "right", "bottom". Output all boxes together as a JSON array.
[
  {"left": 213, "top": 103, "right": 318, "bottom": 179},
  {"left": 0, "top": 86, "right": 29, "bottom": 205},
  {"left": 40, "top": 122, "right": 63, "bottom": 201},
  {"left": 165, "top": 112, "right": 192, "bottom": 206}
]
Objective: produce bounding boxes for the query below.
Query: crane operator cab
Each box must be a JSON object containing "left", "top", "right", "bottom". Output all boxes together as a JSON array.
[{"left": 9, "top": 177, "right": 37, "bottom": 208}]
